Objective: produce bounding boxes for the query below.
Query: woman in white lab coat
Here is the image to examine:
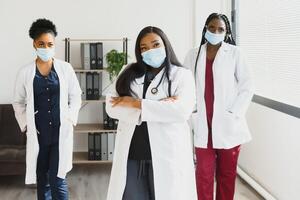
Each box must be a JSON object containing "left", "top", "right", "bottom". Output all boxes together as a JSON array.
[
  {"left": 13, "top": 18, "right": 81, "bottom": 200},
  {"left": 105, "top": 26, "right": 197, "bottom": 200},
  {"left": 184, "top": 13, "right": 254, "bottom": 200}
]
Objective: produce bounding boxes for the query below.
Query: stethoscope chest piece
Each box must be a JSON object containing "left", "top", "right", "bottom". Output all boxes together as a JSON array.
[{"left": 151, "top": 87, "right": 158, "bottom": 95}]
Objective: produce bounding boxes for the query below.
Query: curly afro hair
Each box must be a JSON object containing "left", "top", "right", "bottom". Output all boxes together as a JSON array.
[{"left": 29, "top": 18, "right": 57, "bottom": 40}]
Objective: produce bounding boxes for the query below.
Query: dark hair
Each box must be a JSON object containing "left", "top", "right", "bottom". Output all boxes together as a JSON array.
[
  {"left": 29, "top": 18, "right": 57, "bottom": 40},
  {"left": 194, "top": 13, "right": 235, "bottom": 72},
  {"left": 201, "top": 13, "right": 235, "bottom": 46},
  {"left": 116, "top": 26, "right": 182, "bottom": 97}
]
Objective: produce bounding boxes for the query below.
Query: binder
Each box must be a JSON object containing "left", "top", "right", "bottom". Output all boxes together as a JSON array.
[
  {"left": 108, "top": 118, "right": 114, "bottom": 130},
  {"left": 96, "top": 42, "right": 103, "bottom": 69},
  {"left": 103, "top": 103, "right": 108, "bottom": 122},
  {"left": 86, "top": 72, "right": 93, "bottom": 100},
  {"left": 92, "top": 72, "right": 100, "bottom": 100},
  {"left": 108, "top": 133, "right": 115, "bottom": 161},
  {"left": 101, "top": 133, "right": 108, "bottom": 160},
  {"left": 103, "top": 103, "right": 115, "bottom": 130},
  {"left": 104, "top": 118, "right": 114, "bottom": 130},
  {"left": 81, "top": 43, "right": 90, "bottom": 70},
  {"left": 98, "top": 71, "right": 102, "bottom": 97},
  {"left": 103, "top": 116, "right": 109, "bottom": 130},
  {"left": 88, "top": 133, "right": 95, "bottom": 160},
  {"left": 94, "top": 133, "right": 101, "bottom": 160},
  {"left": 90, "top": 43, "right": 97, "bottom": 69},
  {"left": 113, "top": 119, "right": 119, "bottom": 130},
  {"left": 80, "top": 73, "right": 86, "bottom": 100},
  {"left": 102, "top": 103, "right": 109, "bottom": 130}
]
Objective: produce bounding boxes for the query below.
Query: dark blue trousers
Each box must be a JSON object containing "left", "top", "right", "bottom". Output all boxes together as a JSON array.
[
  {"left": 122, "top": 160, "right": 155, "bottom": 200},
  {"left": 36, "top": 142, "right": 68, "bottom": 200}
]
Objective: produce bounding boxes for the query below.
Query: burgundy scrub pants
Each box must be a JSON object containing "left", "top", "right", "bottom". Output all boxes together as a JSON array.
[{"left": 195, "top": 134, "right": 241, "bottom": 200}]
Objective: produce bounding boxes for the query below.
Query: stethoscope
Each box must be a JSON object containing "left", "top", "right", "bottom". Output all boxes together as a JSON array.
[{"left": 148, "top": 69, "right": 172, "bottom": 97}]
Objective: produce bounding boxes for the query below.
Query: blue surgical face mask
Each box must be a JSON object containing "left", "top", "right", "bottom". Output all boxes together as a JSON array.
[
  {"left": 36, "top": 47, "right": 55, "bottom": 62},
  {"left": 205, "top": 30, "right": 225, "bottom": 45},
  {"left": 142, "top": 47, "right": 166, "bottom": 68}
]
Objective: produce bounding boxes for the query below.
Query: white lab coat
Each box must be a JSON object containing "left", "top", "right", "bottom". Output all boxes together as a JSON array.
[
  {"left": 184, "top": 42, "right": 254, "bottom": 149},
  {"left": 12, "top": 58, "right": 82, "bottom": 184},
  {"left": 105, "top": 64, "right": 197, "bottom": 200}
]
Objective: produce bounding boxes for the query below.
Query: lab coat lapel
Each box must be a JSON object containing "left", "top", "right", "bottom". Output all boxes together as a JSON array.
[
  {"left": 132, "top": 75, "right": 144, "bottom": 99},
  {"left": 213, "top": 42, "right": 230, "bottom": 72},
  {"left": 131, "top": 67, "right": 166, "bottom": 99},
  {"left": 26, "top": 62, "right": 36, "bottom": 100},
  {"left": 145, "top": 67, "right": 166, "bottom": 99},
  {"left": 194, "top": 44, "right": 207, "bottom": 112}
]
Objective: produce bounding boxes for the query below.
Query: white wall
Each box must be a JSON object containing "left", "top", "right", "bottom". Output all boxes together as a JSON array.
[
  {"left": 235, "top": 0, "right": 300, "bottom": 199},
  {"left": 0, "top": 0, "right": 196, "bottom": 151},
  {"left": 241, "top": 103, "right": 300, "bottom": 199},
  {"left": 0, "top": 0, "right": 195, "bottom": 104},
  {"left": 0, "top": 0, "right": 234, "bottom": 160}
]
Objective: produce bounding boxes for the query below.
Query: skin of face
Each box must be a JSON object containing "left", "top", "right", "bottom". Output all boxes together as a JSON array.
[
  {"left": 33, "top": 33, "right": 55, "bottom": 50},
  {"left": 206, "top": 18, "right": 227, "bottom": 35},
  {"left": 206, "top": 17, "right": 227, "bottom": 57},
  {"left": 110, "top": 32, "right": 176, "bottom": 108},
  {"left": 33, "top": 33, "right": 55, "bottom": 73},
  {"left": 139, "top": 32, "right": 165, "bottom": 53}
]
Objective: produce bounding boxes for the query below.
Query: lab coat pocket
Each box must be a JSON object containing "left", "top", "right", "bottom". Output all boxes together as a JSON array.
[
  {"left": 64, "top": 117, "right": 74, "bottom": 129},
  {"left": 60, "top": 117, "right": 73, "bottom": 140},
  {"left": 190, "top": 113, "right": 197, "bottom": 132},
  {"left": 64, "top": 108, "right": 74, "bottom": 126},
  {"left": 223, "top": 111, "right": 238, "bottom": 134}
]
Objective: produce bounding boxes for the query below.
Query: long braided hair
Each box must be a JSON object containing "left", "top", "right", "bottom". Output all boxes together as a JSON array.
[{"left": 194, "top": 13, "right": 236, "bottom": 73}]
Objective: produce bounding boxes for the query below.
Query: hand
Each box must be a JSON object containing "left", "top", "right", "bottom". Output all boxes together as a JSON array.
[
  {"left": 110, "top": 96, "right": 141, "bottom": 109},
  {"left": 160, "top": 96, "right": 178, "bottom": 102}
]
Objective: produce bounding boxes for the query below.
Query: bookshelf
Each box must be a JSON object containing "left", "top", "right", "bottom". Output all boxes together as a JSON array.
[
  {"left": 64, "top": 37, "right": 128, "bottom": 164},
  {"left": 73, "top": 152, "right": 113, "bottom": 164},
  {"left": 74, "top": 123, "right": 116, "bottom": 134}
]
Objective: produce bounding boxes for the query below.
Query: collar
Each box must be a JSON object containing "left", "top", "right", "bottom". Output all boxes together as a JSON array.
[{"left": 202, "top": 41, "right": 231, "bottom": 52}]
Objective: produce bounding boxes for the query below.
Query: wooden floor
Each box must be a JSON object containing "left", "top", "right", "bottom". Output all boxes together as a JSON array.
[{"left": 0, "top": 164, "right": 264, "bottom": 200}]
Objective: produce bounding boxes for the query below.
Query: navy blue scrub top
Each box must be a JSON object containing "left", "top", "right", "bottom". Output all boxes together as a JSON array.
[{"left": 34, "top": 65, "right": 60, "bottom": 145}]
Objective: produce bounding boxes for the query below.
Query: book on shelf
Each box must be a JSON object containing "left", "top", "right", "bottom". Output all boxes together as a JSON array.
[
  {"left": 103, "top": 103, "right": 119, "bottom": 130},
  {"left": 101, "top": 133, "right": 108, "bottom": 161},
  {"left": 108, "top": 132, "right": 115, "bottom": 161},
  {"left": 86, "top": 132, "right": 115, "bottom": 161},
  {"left": 94, "top": 133, "right": 102, "bottom": 160},
  {"left": 80, "top": 42, "right": 103, "bottom": 70},
  {"left": 88, "top": 133, "right": 95, "bottom": 160}
]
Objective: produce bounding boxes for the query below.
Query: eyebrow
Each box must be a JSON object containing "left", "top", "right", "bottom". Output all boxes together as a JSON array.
[
  {"left": 140, "top": 40, "right": 160, "bottom": 46},
  {"left": 208, "top": 25, "right": 225, "bottom": 28},
  {"left": 151, "top": 40, "right": 159, "bottom": 43},
  {"left": 37, "top": 41, "right": 53, "bottom": 44}
]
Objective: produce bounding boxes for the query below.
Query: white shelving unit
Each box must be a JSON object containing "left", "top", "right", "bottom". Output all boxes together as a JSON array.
[{"left": 64, "top": 38, "right": 128, "bottom": 164}]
